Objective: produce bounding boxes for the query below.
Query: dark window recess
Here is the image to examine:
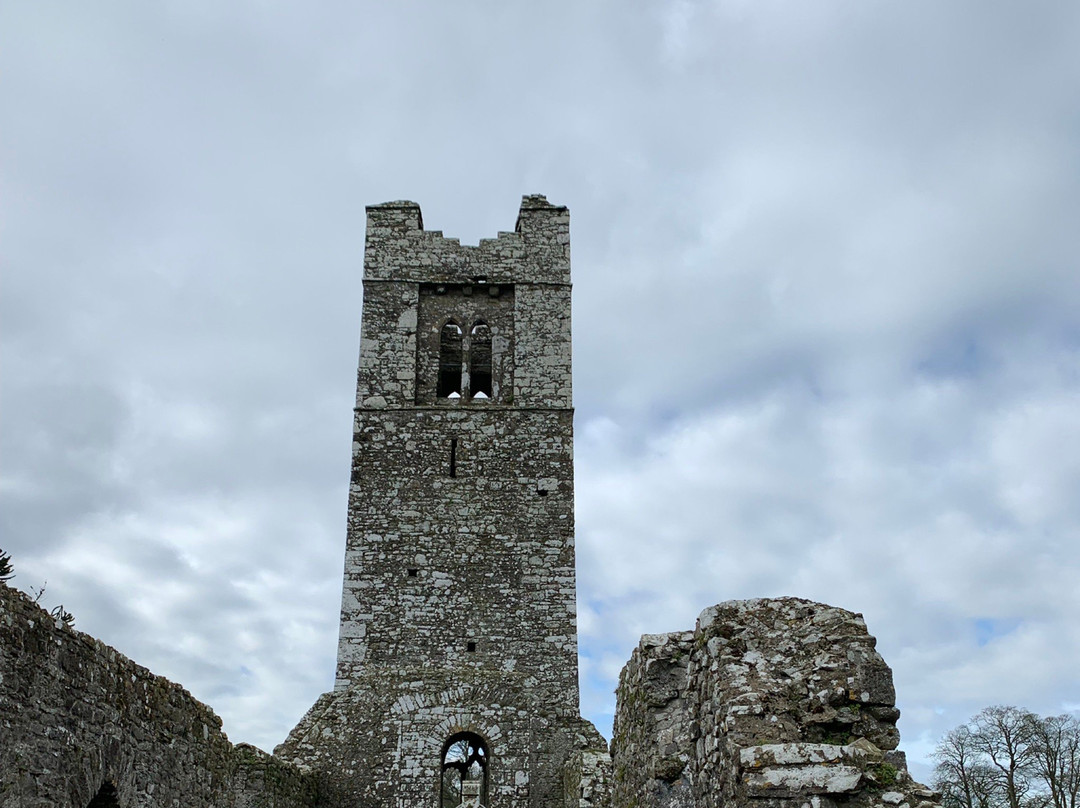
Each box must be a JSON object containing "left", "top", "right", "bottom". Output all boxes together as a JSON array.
[
  {"left": 449, "top": 438, "right": 458, "bottom": 478},
  {"left": 469, "top": 322, "right": 493, "bottom": 399},
  {"left": 467, "top": 641, "right": 477, "bottom": 652},
  {"left": 408, "top": 568, "right": 418, "bottom": 577},
  {"left": 87, "top": 783, "right": 121, "bottom": 808},
  {"left": 438, "top": 322, "right": 463, "bottom": 398},
  {"left": 537, "top": 488, "right": 549, "bottom": 497}
]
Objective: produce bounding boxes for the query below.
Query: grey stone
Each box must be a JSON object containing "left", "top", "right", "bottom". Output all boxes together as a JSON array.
[
  {"left": 610, "top": 597, "right": 942, "bottom": 808},
  {"left": 743, "top": 764, "right": 863, "bottom": 794},
  {"left": 277, "top": 195, "right": 603, "bottom": 807},
  {"left": 846, "top": 737, "right": 885, "bottom": 762}
]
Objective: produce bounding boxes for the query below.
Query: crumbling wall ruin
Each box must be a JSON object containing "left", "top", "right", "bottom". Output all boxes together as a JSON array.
[
  {"left": 610, "top": 597, "right": 941, "bottom": 808},
  {"left": 0, "top": 583, "right": 317, "bottom": 808}
]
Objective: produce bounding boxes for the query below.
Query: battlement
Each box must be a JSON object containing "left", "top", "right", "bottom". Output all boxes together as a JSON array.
[
  {"left": 355, "top": 195, "right": 572, "bottom": 410},
  {"left": 363, "top": 194, "right": 570, "bottom": 284}
]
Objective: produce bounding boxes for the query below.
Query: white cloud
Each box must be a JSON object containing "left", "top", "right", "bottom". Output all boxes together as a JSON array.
[{"left": 3, "top": 0, "right": 1079, "bottom": 773}]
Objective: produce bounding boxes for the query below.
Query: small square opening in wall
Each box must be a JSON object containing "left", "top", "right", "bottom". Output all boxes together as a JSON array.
[
  {"left": 537, "top": 488, "right": 549, "bottom": 497},
  {"left": 467, "top": 641, "right": 477, "bottom": 652},
  {"left": 408, "top": 568, "right": 418, "bottom": 578}
]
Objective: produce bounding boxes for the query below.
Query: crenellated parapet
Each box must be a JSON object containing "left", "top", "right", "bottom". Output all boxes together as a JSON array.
[{"left": 363, "top": 195, "right": 569, "bottom": 285}]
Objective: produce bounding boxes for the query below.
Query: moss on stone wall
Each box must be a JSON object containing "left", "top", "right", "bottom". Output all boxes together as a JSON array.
[{"left": 0, "top": 583, "right": 316, "bottom": 808}]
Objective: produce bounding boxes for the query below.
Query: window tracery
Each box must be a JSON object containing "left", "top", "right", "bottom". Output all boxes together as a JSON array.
[{"left": 441, "top": 732, "right": 489, "bottom": 808}]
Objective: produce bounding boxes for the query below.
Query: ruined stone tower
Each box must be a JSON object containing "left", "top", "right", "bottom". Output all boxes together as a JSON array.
[
  {"left": 277, "top": 195, "right": 607, "bottom": 808},
  {"left": 0, "top": 194, "right": 935, "bottom": 808},
  {"left": 335, "top": 194, "right": 576, "bottom": 700}
]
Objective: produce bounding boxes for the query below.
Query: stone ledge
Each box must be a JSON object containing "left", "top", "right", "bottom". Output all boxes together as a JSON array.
[{"left": 743, "top": 763, "right": 864, "bottom": 795}]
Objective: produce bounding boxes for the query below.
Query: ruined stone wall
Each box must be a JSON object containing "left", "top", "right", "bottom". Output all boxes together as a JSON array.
[
  {"left": 0, "top": 583, "right": 316, "bottom": 808},
  {"left": 611, "top": 598, "right": 941, "bottom": 808},
  {"left": 564, "top": 745, "right": 614, "bottom": 808},
  {"left": 611, "top": 631, "right": 697, "bottom": 807}
]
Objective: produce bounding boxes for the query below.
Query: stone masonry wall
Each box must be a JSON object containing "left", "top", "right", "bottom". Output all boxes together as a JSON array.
[
  {"left": 611, "top": 598, "right": 942, "bottom": 808},
  {"left": 0, "top": 583, "right": 316, "bottom": 808},
  {"left": 335, "top": 406, "right": 578, "bottom": 712},
  {"left": 337, "top": 197, "right": 578, "bottom": 701},
  {"left": 277, "top": 666, "right": 609, "bottom": 808},
  {"left": 362, "top": 197, "right": 570, "bottom": 287},
  {"left": 315, "top": 194, "right": 592, "bottom": 808}
]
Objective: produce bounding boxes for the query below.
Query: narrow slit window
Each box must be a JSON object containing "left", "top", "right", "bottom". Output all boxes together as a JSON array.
[
  {"left": 437, "top": 322, "right": 463, "bottom": 398},
  {"left": 449, "top": 438, "right": 457, "bottom": 478},
  {"left": 469, "top": 322, "right": 492, "bottom": 399}
]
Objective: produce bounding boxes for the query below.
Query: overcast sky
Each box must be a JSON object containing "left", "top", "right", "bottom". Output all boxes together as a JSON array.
[{"left": 3, "top": 1, "right": 1079, "bottom": 781}]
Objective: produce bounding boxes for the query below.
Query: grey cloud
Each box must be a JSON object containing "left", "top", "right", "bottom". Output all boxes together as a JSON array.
[{"left": 3, "top": 0, "right": 1078, "bottom": 763}]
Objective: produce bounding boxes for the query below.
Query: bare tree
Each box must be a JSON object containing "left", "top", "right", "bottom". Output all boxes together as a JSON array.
[
  {"left": 970, "top": 706, "right": 1042, "bottom": 808},
  {"left": 936, "top": 708, "right": 1080, "bottom": 808},
  {"left": 936, "top": 724, "right": 999, "bottom": 808},
  {"left": 1030, "top": 715, "right": 1080, "bottom": 808}
]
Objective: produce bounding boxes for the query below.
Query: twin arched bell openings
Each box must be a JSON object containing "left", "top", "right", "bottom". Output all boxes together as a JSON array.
[
  {"left": 440, "top": 731, "right": 489, "bottom": 808},
  {"left": 438, "top": 320, "right": 493, "bottom": 401}
]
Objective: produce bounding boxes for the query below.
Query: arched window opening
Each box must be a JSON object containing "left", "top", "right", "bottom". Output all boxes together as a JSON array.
[
  {"left": 438, "top": 322, "right": 464, "bottom": 398},
  {"left": 87, "top": 782, "right": 121, "bottom": 808},
  {"left": 469, "top": 322, "right": 492, "bottom": 399},
  {"left": 441, "top": 732, "right": 489, "bottom": 808}
]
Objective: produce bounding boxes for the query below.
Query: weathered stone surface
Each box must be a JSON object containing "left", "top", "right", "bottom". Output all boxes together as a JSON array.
[
  {"left": 742, "top": 764, "right": 863, "bottom": 794},
  {"left": 580, "top": 749, "right": 614, "bottom": 808},
  {"left": 0, "top": 583, "right": 316, "bottom": 807},
  {"left": 610, "top": 597, "right": 941, "bottom": 808},
  {"left": 741, "top": 744, "right": 847, "bottom": 767},
  {"left": 279, "top": 194, "right": 604, "bottom": 808}
]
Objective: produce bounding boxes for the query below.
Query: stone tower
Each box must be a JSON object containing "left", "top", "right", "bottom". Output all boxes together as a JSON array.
[{"left": 278, "top": 196, "right": 607, "bottom": 808}]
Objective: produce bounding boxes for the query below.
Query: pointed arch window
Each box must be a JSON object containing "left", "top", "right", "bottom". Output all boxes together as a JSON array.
[
  {"left": 438, "top": 322, "right": 464, "bottom": 398},
  {"left": 441, "top": 732, "right": 489, "bottom": 808},
  {"left": 469, "top": 321, "right": 492, "bottom": 399}
]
